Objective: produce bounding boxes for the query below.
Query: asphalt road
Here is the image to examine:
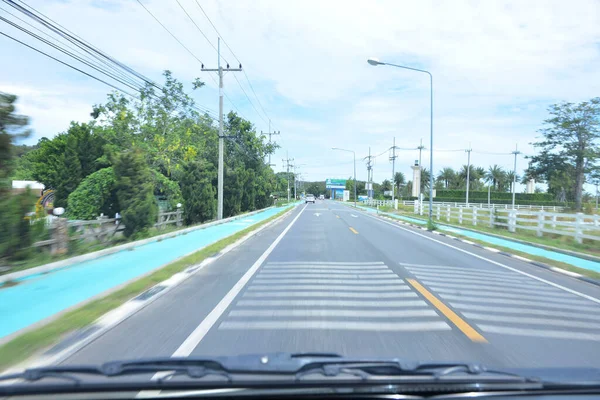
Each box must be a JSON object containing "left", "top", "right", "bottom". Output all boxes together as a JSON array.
[{"left": 61, "top": 200, "right": 600, "bottom": 369}]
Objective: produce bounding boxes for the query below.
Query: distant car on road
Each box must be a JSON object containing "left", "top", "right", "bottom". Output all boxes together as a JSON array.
[
  {"left": 319, "top": 195, "right": 324, "bottom": 200},
  {"left": 305, "top": 194, "right": 316, "bottom": 204}
]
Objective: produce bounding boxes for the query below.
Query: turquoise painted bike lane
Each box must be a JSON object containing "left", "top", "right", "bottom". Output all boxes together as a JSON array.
[
  {"left": 354, "top": 205, "right": 600, "bottom": 274},
  {"left": 0, "top": 205, "right": 294, "bottom": 341}
]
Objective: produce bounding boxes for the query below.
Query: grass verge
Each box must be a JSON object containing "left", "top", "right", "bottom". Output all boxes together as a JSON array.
[{"left": 0, "top": 206, "right": 293, "bottom": 372}]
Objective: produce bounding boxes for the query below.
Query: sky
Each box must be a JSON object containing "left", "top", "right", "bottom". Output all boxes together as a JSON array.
[{"left": 1, "top": 0, "right": 600, "bottom": 194}]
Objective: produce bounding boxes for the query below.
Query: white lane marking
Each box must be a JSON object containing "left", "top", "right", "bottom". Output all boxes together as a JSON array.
[
  {"left": 259, "top": 268, "right": 391, "bottom": 274},
  {"left": 408, "top": 272, "right": 532, "bottom": 285},
  {"left": 363, "top": 213, "right": 600, "bottom": 305},
  {"left": 462, "top": 313, "right": 600, "bottom": 329},
  {"left": 449, "top": 303, "right": 600, "bottom": 321},
  {"left": 421, "top": 281, "right": 560, "bottom": 293},
  {"left": 550, "top": 267, "right": 583, "bottom": 278},
  {"left": 267, "top": 261, "right": 384, "bottom": 265},
  {"left": 461, "top": 240, "right": 475, "bottom": 245},
  {"left": 246, "top": 285, "right": 411, "bottom": 292},
  {"left": 228, "top": 309, "right": 438, "bottom": 318},
  {"left": 401, "top": 264, "right": 520, "bottom": 276},
  {"left": 314, "top": 213, "right": 321, "bottom": 217},
  {"left": 477, "top": 325, "right": 600, "bottom": 341},
  {"left": 264, "top": 264, "right": 389, "bottom": 269},
  {"left": 512, "top": 255, "right": 533, "bottom": 262},
  {"left": 236, "top": 299, "right": 428, "bottom": 308},
  {"left": 170, "top": 205, "right": 307, "bottom": 357},
  {"left": 255, "top": 273, "right": 399, "bottom": 279},
  {"left": 419, "top": 278, "right": 548, "bottom": 290},
  {"left": 242, "top": 291, "right": 418, "bottom": 299},
  {"left": 438, "top": 291, "right": 592, "bottom": 305},
  {"left": 351, "top": 214, "right": 358, "bottom": 218},
  {"left": 483, "top": 247, "right": 501, "bottom": 253},
  {"left": 252, "top": 279, "right": 400, "bottom": 285},
  {"left": 438, "top": 295, "right": 597, "bottom": 311},
  {"left": 405, "top": 268, "right": 523, "bottom": 278},
  {"left": 428, "top": 286, "right": 574, "bottom": 298},
  {"left": 220, "top": 320, "right": 451, "bottom": 332}
]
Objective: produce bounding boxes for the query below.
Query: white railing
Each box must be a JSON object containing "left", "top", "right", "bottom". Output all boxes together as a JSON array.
[
  {"left": 413, "top": 201, "right": 600, "bottom": 243},
  {"left": 361, "top": 199, "right": 398, "bottom": 209},
  {"left": 402, "top": 200, "right": 564, "bottom": 212}
]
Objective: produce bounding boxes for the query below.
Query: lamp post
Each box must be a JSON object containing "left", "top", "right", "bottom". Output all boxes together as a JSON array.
[
  {"left": 367, "top": 58, "right": 434, "bottom": 223},
  {"left": 332, "top": 147, "right": 357, "bottom": 208}
]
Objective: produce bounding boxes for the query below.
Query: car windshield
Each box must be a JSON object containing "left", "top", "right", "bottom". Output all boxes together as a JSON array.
[{"left": 1, "top": 0, "right": 600, "bottom": 397}]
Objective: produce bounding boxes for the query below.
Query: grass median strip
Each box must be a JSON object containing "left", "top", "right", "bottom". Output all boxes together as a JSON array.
[{"left": 0, "top": 207, "right": 293, "bottom": 372}]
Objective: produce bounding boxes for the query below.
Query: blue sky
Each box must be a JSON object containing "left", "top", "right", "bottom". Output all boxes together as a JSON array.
[{"left": 2, "top": 0, "right": 600, "bottom": 193}]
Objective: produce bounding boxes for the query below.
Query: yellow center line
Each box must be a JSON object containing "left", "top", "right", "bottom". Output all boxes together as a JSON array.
[
  {"left": 349, "top": 227, "right": 359, "bottom": 234},
  {"left": 407, "top": 279, "right": 487, "bottom": 343}
]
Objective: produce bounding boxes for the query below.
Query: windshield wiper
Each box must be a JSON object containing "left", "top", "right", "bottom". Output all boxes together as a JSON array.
[{"left": 0, "top": 352, "right": 540, "bottom": 386}]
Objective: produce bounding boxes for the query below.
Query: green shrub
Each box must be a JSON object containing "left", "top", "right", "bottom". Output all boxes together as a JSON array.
[
  {"left": 67, "top": 167, "right": 117, "bottom": 220},
  {"left": 0, "top": 188, "right": 36, "bottom": 260},
  {"left": 152, "top": 170, "right": 183, "bottom": 211},
  {"left": 180, "top": 161, "right": 216, "bottom": 225}
]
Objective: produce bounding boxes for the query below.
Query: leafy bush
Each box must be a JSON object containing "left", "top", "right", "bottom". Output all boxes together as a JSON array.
[
  {"left": 0, "top": 188, "right": 36, "bottom": 260},
  {"left": 114, "top": 150, "right": 157, "bottom": 237},
  {"left": 152, "top": 170, "right": 183, "bottom": 211},
  {"left": 67, "top": 167, "right": 117, "bottom": 220},
  {"left": 435, "top": 190, "right": 553, "bottom": 202},
  {"left": 180, "top": 161, "right": 216, "bottom": 225}
]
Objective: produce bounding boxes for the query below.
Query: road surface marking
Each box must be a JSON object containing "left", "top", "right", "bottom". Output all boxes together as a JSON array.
[
  {"left": 228, "top": 309, "right": 438, "bottom": 318},
  {"left": 252, "top": 278, "right": 399, "bottom": 285},
  {"left": 407, "top": 279, "right": 487, "bottom": 343},
  {"left": 428, "top": 286, "right": 574, "bottom": 298},
  {"left": 550, "top": 267, "right": 583, "bottom": 278},
  {"left": 363, "top": 213, "right": 600, "bottom": 305},
  {"left": 461, "top": 313, "right": 600, "bottom": 329},
  {"left": 314, "top": 213, "right": 321, "bottom": 217},
  {"left": 409, "top": 272, "right": 531, "bottom": 285},
  {"left": 512, "top": 255, "right": 532, "bottom": 262},
  {"left": 351, "top": 214, "right": 358, "bottom": 218},
  {"left": 242, "top": 291, "right": 418, "bottom": 298},
  {"left": 255, "top": 273, "right": 398, "bottom": 279},
  {"left": 401, "top": 264, "right": 519, "bottom": 276},
  {"left": 438, "top": 295, "right": 597, "bottom": 310},
  {"left": 419, "top": 280, "right": 560, "bottom": 292},
  {"left": 236, "top": 299, "right": 428, "bottom": 307},
  {"left": 247, "top": 285, "right": 411, "bottom": 292},
  {"left": 219, "top": 320, "right": 451, "bottom": 332},
  {"left": 483, "top": 247, "right": 501, "bottom": 253},
  {"left": 476, "top": 325, "right": 600, "bottom": 341},
  {"left": 434, "top": 290, "right": 587, "bottom": 304},
  {"left": 261, "top": 267, "right": 391, "bottom": 273},
  {"left": 263, "top": 265, "right": 388, "bottom": 270},
  {"left": 418, "top": 278, "right": 548, "bottom": 290},
  {"left": 336, "top": 215, "right": 340, "bottom": 218},
  {"left": 170, "top": 204, "right": 307, "bottom": 357},
  {"left": 349, "top": 227, "right": 359, "bottom": 234},
  {"left": 449, "top": 303, "right": 600, "bottom": 321},
  {"left": 268, "top": 261, "right": 384, "bottom": 265}
]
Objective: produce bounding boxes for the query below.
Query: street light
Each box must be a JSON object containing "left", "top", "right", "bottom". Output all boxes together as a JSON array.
[
  {"left": 332, "top": 147, "right": 357, "bottom": 208},
  {"left": 367, "top": 57, "right": 434, "bottom": 223}
]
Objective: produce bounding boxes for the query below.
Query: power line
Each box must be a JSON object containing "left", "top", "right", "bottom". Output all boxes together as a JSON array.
[
  {"left": 192, "top": 0, "right": 274, "bottom": 128},
  {"left": 173, "top": 0, "right": 223, "bottom": 62}
]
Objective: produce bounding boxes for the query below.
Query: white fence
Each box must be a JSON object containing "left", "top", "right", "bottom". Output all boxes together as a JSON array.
[
  {"left": 413, "top": 201, "right": 600, "bottom": 243},
  {"left": 362, "top": 199, "right": 398, "bottom": 209},
  {"left": 401, "top": 200, "right": 564, "bottom": 212}
]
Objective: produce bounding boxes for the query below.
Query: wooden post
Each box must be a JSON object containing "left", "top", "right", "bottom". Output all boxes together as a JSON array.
[
  {"left": 489, "top": 207, "right": 494, "bottom": 228},
  {"left": 446, "top": 205, "right": 451, "bottom": 222},
  {"left": 472, "top": 206, "right": 477, "bottom": 226},
  {"left": 459, "top": 207, "right": 463, "bottom": 224},
  {"left": 575, "top": 213, "right": 583, "bottom": 244},
  {"left": 508, "top": 210, "right": 516, "bottom": 232},
  {"left": 436, "top": 204, "right": 441, "bottom": 220},
  {"left": 552, "top": 215, "right": 557, "bottom": 229}
]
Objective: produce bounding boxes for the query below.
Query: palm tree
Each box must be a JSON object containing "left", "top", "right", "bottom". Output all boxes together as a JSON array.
[
  {"left": 505, "top": 171, "right": 519, "bottom": 193},
  {"left": 420, "top": 168, "right": 431, "bottom": 193},
  {"left": 381, "top": 179, "right": 392, "bottom": 191},
  {"left": 394, "top": 172, "right": 406, "bottom": 193},
  {"left": 437, "top": 167, "right": 455, "bottom": 188},
  {"left": 486, "top": 165, "right": 506, "bottom": 190}
]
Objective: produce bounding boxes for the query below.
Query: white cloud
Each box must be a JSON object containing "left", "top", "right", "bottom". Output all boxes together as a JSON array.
[{"left": 1, "top": 0, "right": 599, "bottom": 192}]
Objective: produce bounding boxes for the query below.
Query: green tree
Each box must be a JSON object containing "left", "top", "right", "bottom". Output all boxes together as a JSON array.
[
  {"left": 529, "top": 98, "right": 600, "bottom": 210},
  {"left": 54, "top": 133, "right": 82, "bottom": 207},
  {"left": 114, "top": 150, "right": 157, "bottom": 237},
  {"left": 485, "top": 165, "right": 506, "bottom": 191},
  {"left": 381, "top": 179, "right": 392, "bottom": 192},
  {"left": 437, "top": 167, "right": 455, "bottom": 189},
  {"left": 393, "top": 172, "right": 406, "bottom": 194},
  {"left": 180, "top": 160, "right": 216, "bottom": 225},
  {"left": 420, "top": 168, "right": 431, "bottom": 194}
]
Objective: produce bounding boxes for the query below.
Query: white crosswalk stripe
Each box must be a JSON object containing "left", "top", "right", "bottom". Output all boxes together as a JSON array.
[
  {"left": 404, "top": 263, "right": 600, "bottom": 341},
  {"left": 218, "top": 261, "right": 449, "bottom": 332}
]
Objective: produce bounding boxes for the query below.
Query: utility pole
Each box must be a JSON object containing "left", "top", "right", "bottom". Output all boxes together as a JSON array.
[
  {"left": 202, "top": 38, "right": 242, "bottom": 220},
  {"left": 389, "top": 137, "right": 399, "bottom": 201},
  {"left": 282, "top": 152, "right": 294, "bottom": 202},
  {"left": 417, "top": 138, "right": 425, "bottom": 170},
  {"left": 262, "top": 119, "right": 280, "bottom": 167},
  {"left": 511, "top": 144, "right": 521, "bottom": 209},
  {"left": 465, "top": 144, "right": 472, "bottom": 206},
  {"left": 364, "top": 147, "right": 375, "bottom": 199}
]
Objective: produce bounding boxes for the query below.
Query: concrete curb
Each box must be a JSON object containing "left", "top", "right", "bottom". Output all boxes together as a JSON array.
[
  {"left": 1, "top": 207, "right": 277, "bottom": 284},
  {"left": 4, "top": 205, "right": 299, "bottom": 373},
  {"left": 345, "top": 204, "right": 600, "bottom": 288}
]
